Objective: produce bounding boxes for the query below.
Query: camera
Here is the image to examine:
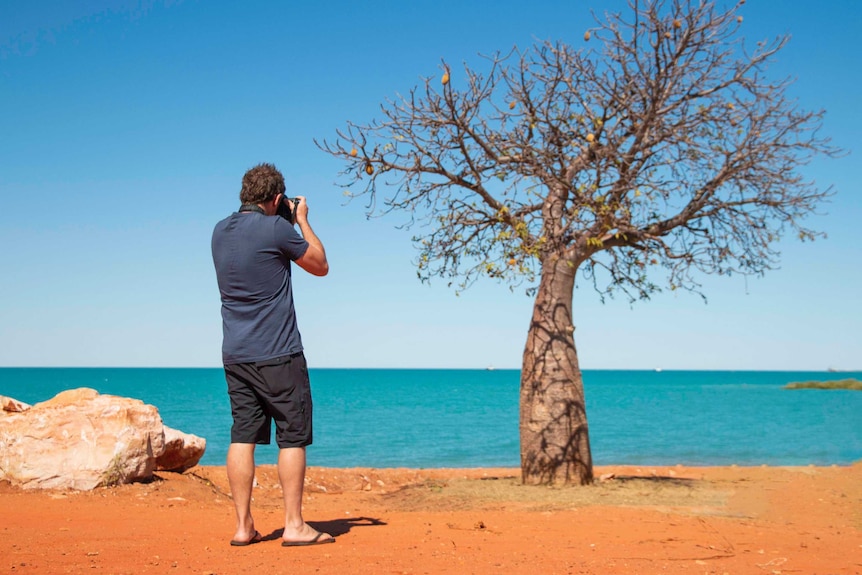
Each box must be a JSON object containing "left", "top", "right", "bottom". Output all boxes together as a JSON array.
[{"left": 277, "top": 196, "right": 301, "bottom": 223}]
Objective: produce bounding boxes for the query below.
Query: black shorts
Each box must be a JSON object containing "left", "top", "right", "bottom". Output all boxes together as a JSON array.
[{"left": 224, "top": 352, "right": 313, "bottom": 449}]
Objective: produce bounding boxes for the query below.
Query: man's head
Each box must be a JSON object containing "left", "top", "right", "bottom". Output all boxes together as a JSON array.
[{"left": 240, "top": 163, "right": 286, "bottom": 205}]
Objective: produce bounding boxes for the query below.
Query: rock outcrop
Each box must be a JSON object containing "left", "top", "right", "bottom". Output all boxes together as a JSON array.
[
  {"left": 156, "top": 426, "right": 206, "bottom": 473},
  {"left": 0, "top": 388, "right": 205, "bottom": 490},
  {"left": 0, "top": 395, "right": 30, "bottom": 413}
]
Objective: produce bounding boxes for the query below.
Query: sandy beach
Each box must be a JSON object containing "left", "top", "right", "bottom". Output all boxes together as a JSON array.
[{"left": 3, "top": 463, "right": 860, "bottom": 574}]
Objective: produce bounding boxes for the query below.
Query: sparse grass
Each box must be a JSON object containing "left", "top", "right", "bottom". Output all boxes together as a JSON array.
[
  {"left": 784, "top": 378, "right": 862, "bottom": 390},
  {"left": 380, "top": 475, "right": 727, "bottom": 513},
  {"left": 99, "top": 453, "right": 127, "bottom": 487}
]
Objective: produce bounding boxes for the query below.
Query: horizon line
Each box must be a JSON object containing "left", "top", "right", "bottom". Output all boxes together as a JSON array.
[{"left": 0, "top": 366, "right": 859, "bottom": 373}]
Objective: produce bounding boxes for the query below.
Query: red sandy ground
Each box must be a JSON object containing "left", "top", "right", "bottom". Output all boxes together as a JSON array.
[{"left": 2, "top": 463, "right": 860, "bottom": 575}]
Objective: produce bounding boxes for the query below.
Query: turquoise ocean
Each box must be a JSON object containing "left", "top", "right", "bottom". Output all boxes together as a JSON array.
[{"left": 1, "top": 368, "right": 859, "bottom": 468}]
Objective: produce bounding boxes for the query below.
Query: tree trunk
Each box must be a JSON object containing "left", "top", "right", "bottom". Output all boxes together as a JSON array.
[{"left": 520, "top": 255, "right": 593, "bottom": 485}]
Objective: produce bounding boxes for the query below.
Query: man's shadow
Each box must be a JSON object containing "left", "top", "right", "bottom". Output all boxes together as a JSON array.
[
  {"left": 265, "top": 517, "right": 386, "bottom": 540},
  {"left": 310, "top": 516, "right": 387, "bottom": 537}
]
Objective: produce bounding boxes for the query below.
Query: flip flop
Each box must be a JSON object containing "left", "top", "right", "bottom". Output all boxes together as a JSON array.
[
  {"left": 281, "top": 532, "right": 336, "bottom": 547},
  {"left": 230, "top": 530, "right": 262, "bottom": 546}
]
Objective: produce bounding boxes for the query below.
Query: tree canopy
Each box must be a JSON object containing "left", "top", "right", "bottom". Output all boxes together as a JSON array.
[{"left": 320, "top": 0, "right": 836, "bottom": 301}]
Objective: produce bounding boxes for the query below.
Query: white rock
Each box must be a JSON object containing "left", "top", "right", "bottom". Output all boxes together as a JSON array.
[{"left": 0, "top": 388, "right": 166, "bottom": 490}]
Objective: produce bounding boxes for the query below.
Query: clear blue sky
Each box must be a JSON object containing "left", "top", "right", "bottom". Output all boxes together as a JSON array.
[{"left": 1, "top": 0, "right": 859, "bottom": 370}]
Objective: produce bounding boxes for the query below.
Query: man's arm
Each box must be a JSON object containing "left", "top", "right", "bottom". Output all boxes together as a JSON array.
[{"left": 292, "top": 197, "right": 329, "bottom": 277}]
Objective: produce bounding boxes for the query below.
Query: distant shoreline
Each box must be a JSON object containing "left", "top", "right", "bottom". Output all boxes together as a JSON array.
[{"left": 784, "top": 378, "right": 862, "bottom": 390}]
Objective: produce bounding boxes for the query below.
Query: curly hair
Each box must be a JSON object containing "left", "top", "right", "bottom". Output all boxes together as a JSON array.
[{"left": 240, "top": 163, "right": 286, "bottom": 204}]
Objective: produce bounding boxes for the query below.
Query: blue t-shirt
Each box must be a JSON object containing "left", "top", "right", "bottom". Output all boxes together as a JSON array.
[{"left": 211, "top": 211, "right": 310, "bottom": 364}]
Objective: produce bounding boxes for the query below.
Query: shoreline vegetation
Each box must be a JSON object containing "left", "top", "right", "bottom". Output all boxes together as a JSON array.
[{"left": 784, "top": 378, "right": 862, "bottom": 390}]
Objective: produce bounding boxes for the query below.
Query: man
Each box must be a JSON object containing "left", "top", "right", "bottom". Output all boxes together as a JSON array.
[{"left": 211, "top": 163, "right": 333, "bottom": 547}]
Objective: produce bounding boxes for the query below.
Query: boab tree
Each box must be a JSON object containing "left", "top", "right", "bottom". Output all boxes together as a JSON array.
[{"left": 318, "top": 0, "right": 838, "bottom": 485}]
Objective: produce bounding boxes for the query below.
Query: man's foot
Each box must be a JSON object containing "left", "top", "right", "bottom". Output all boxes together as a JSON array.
[
  {"left": 281, "top": 532, "right": 335, "bottom": 547},
  {"left": 230, "top": 530, "right": 263, "bottom": 546},
  {"left": 281, "top": 524, "right": 335, "bottom": 547}
]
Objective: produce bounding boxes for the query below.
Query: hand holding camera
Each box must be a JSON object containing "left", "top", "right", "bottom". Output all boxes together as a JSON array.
[{"left": 277, "top": 196, "right": 302, "bottom": 224}]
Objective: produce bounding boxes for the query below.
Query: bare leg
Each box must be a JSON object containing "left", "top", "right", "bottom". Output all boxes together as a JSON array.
[
  {"left": 278, "top": 446, "right": 333, "bottom": 543},
  {"left": 227, "top": 443, "right": 258, "bottom": 543}
]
